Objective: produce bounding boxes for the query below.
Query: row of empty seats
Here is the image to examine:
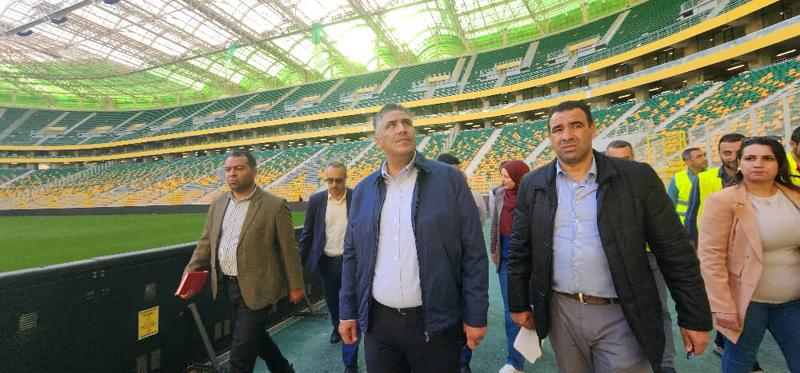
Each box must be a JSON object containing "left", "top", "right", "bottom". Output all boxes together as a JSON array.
[
  {"left": 469, "top": 120, "right": 549, "bottom": 194},
  {"left": 670, "top": 59, "right": 800, "bottom": 133},
  {"left": 3, "top": 59, "right": 800, "bottom": 207},
  {"left": 610, "top": 83, "right": 712, "bottom": 136}
]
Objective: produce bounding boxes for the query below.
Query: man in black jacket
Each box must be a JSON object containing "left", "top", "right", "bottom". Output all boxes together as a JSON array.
[{"left": 507, "top": 100, "right": 712, "bottom": 372}]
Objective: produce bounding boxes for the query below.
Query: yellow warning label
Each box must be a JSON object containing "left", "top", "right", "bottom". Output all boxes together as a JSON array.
[{"left": 138, "top": 306, "right": 159, "bottom": 341}]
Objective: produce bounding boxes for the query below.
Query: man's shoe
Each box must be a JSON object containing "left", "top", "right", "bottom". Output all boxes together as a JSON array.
[
  {"left": 751, "top": 361, "right": 764, "bottom": 372},
  {"left": 344, "top": 365, "right": 358, "bottom": 373},
  {"left": 499, "top": 364, "right": 523, "bottom": 373},
  {"left": 330, "top": 328, "right": 342, "bottom": 344},
  {"left": 661, "top": 367, "right": 678, "bottom": 373},
  {"left": 459, "top": 365, "right": 472, "bottom": 373}
]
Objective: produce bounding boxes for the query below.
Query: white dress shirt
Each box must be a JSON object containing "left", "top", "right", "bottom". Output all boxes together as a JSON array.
[
  {"left": 372, "top": 156, "right": 423, "bottom": 308},
  {"left": 323, "top": 191, "right": 348, "bottom": 257}
]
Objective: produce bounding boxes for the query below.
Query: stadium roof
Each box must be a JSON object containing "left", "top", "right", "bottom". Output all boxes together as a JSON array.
[{"left": 0, "top": 0, "right": 623, "bottom": 109}]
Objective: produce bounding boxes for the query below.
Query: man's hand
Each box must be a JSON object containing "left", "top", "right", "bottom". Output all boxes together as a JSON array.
[
  {"left": 178, "top": 290, "right": 196, "bottom": 300},
  {"left": 177, "top": 273, "right": 195, "bottom": 299},
  {"left": 463, "top": 323, "right": 488, "bottom": 349},
  {"left": 713, "top": 312, "right": 741, "bottom": 331},
  {"left": 511, "top": 311, "right": 535, "bottom": 330},
  {"left": 338, "top": 320, "right": 359, "bottom": 344},
  {"left": 679, "top": 327, "right": 709, "bottom": 356},
  {"left": 288, "top": 288, "right": 304, "bottom": 303}
]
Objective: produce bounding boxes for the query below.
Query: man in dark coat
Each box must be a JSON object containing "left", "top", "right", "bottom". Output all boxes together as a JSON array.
[{"left": 507, "top": 100, "right": 712, "bottom": 372}]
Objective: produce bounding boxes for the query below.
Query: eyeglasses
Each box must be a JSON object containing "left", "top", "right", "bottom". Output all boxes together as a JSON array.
[{"left": 325, "top": 178, "right": 345, "bottom": 184}]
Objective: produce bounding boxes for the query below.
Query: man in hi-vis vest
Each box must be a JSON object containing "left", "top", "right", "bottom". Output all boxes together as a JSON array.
[
  {"left": 696, "top": 133, "right": 744, "bottom": 219},
  {"left": 790, "top": 126, "right": 800, "bottom": 186},
  {"left": 666, "top": 147, "right": 707, "bottom": 245}
]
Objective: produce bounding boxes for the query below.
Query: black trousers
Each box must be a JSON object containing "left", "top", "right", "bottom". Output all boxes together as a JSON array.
[
  {"left": 365, "top": 300, "right": 462, "bottom": 373},
  {"left": 318, "top": 254, "right": 343, "bottom": 327},
  {"left": 225, "top": 277, "right": 292, "bottom": 373}
]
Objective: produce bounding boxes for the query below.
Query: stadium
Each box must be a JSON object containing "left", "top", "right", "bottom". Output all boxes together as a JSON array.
[{"left": 1, "top": 0, "right": 798, "bottom": 371}]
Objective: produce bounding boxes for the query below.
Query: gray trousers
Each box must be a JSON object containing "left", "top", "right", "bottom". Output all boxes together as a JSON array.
[
  {"left": 549, "top": 293, "right": 653, "bottom": 373},
  {"left": 648, "top": 252, "right": 677, "bottom": 368}
]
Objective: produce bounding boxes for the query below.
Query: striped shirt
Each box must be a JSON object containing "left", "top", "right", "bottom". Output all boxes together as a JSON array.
[{"left": 218, "top": 186, "right": 257, "bottom": 276}]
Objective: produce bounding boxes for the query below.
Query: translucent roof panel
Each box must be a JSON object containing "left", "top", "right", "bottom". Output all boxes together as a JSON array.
[{"left": 0, "top": 0, "right": 619, "bottom": 109}]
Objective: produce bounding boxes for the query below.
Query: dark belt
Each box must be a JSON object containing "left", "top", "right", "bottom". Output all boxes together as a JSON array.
[
  {"left": 373, "top": 299, "right": 423, "bottom": 316},
  {"left": 556, "top": 291, "right": 618, "bottom": 305},
  {"left": 223, "top": 275, "right": 238, "bottom": 285}
]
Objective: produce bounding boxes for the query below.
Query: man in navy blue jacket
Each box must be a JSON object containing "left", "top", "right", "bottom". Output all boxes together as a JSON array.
[
  {"left": 298, "top": 161, "right": 358, "bottom": 373},
  {"left": 338, "top": 104, "right": 489, "bottom": 372}
]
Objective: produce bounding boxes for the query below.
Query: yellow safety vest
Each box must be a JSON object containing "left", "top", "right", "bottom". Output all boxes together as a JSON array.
[
  {"left": 697, "top": 167, "right": 724, "bottom": 220},
  {"left": 788, "top": 153, "right": 800, "bottom": 187},
  {"left": 673, "top": 170, "right": 693, "bottom": 225}
]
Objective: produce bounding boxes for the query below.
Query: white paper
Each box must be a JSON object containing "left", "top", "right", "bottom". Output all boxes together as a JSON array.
[{"left": 513, "top": 327, "right": 542, "bottom": 363}]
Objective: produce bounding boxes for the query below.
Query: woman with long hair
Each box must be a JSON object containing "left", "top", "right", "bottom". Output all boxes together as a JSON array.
[
  {"left": 698, "top": 136, "right": 800, "bottom": 372},
  {"left": 490, "top": 159, "right": 531, "bottom": 373}
]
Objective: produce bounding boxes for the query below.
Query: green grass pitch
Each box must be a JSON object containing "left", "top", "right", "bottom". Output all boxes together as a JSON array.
[{"left": 0, "top": 212, "right": 306, "bottom": 273}]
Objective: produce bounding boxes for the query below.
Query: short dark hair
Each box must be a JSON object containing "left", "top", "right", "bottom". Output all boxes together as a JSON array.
[
  {"left": 374, "top": 103, "right": 410, "bottom": 132},
  {"left": 547, "top": 100, "right": 593, "bottom": 129},
  {"left": 325, "top": 160, "right": 347, "bottom": 177},
  {"left": 436, "top": 153, "right": 460, "bottom": 165},
  {"left": 682, "top": 147, "right": 701, "bottom": 161},
  {"left": 606, "top": 140, "right": 633, "bottom": 151},
  {"left": 791, "top": 126, "right": 800, "bottom": 143},
  {"left": 718, "top": 133, "right": 745, "bottom": 149},
  {"left": 227, "top": 150, "right": 257, "bottom": 168}
]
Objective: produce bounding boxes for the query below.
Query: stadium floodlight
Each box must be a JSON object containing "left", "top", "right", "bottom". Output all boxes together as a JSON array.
[
  {"left": 51, "top": 16, "right": 68, "bottom": 24},
  {"left": 102, "top": 0, "right": 120, "bottom": 4},
  {"left": 16, "top": 30, "right": 33, "bottom": 37}
]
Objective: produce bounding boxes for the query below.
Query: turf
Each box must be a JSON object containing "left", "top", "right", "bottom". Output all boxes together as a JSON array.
[{"left": 0, "top": 212, "right": 306, "bottom": 273}]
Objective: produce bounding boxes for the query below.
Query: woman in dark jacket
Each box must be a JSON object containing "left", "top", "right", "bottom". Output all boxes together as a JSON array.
[{"left": 490, "top": 159, "right": 530, "bottom": 373}]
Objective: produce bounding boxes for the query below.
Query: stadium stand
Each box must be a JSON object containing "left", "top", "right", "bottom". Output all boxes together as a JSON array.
[
  {"left": 0, "top": 169, "right": 81, "bottom": 209},
  {"left": 605, "top": 0, "right": 685, "bottom": 51},
  {"left": 45, "top": 110, "right": 140, "bottom": 145},
  {"left": 592, "top": 101, "right": 635, "bottom": 133},
  {"left": 269, "top": 141, "right": 371, "bottom": 202},
  {"left": 210, "top": 88, "right": 293, "bottom": 128},
  {"left": 155, "top": 95, "right": 259, "bottom": 136},
  {"left": 3, "top": 110, "right": 64, "bottom": 145},
  {"left": 150, "top": 154, "right": 231, "bottom": 205},
  {"left": 469, "top": 120, "right": 548, "bottom": 193},
  {"left": 536, "top": 14, "right": 617, "bottom": 68},
  {"left": 309, "top": 71, "right": 392, "bottom": 113},
  {"left": 0, "top": 169, "right": 27, "bottom": 184},
  {"left": 3, "top": 56, "right": 799, "bottom": 207},
  {"left": 421, "top": 131, "right": 448, "bottom": 158},
  {"left": 101, "top": 108, "right": 179, "bottom": 142},
  {"left": 464, "top": 43, "right": 532, "bottom": 92},
  {"left": 357, "top": 58, "right": 460, "bottom": 107},
  {"left": 669, "top": 59, "right": 800, "bottom": 133},
  {"left": 270, "top": 80, "right": 339, "bottom": 119},
  {"left": 610, "top": 83, "right": 713, "bottom": 136},
  {"left": 448, "top": 128, "right": 495, "bottom": 169}
]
